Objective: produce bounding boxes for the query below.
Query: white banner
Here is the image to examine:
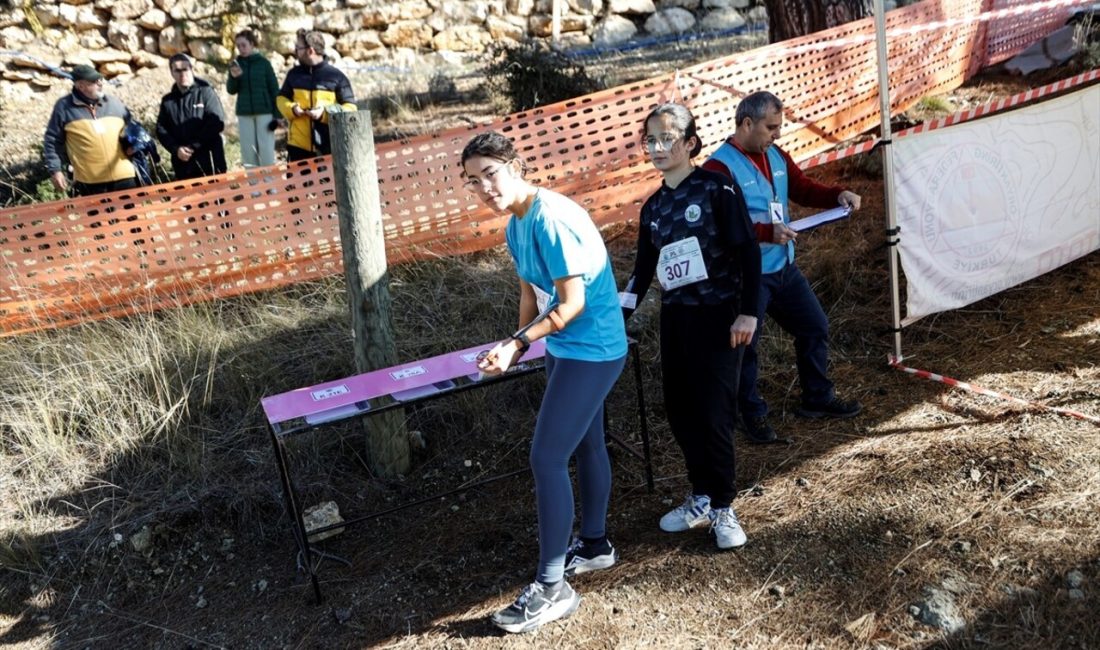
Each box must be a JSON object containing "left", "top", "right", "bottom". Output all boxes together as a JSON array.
[{"left": 894, "top": 85, "right": 1100, "bottom": 325}]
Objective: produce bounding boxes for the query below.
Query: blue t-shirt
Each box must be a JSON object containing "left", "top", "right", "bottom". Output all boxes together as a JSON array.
[{"left": 505, "top": 189, "right": 628, "bottom": 362}]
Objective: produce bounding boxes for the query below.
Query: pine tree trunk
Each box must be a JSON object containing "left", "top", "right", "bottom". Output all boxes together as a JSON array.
[{"left": 763, "top": 0, "right": 873, "bottom": 42}]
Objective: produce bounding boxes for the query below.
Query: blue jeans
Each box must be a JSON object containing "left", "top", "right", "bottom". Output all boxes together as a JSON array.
[{"left": 740, "top": 262, "right": 834, "bottom": 419}]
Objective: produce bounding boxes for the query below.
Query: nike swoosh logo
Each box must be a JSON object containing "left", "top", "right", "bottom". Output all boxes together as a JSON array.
[{"left": 524, "top": 601, "right": 551, "bottom": 619}]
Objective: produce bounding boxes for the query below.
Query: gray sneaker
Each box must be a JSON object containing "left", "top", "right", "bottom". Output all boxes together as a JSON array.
[
  {"left": 491, "top": 581, "right": 582, "bottom": 634},
  {"left": 710, "top": 507, "right": 747, "bottom": 549},
  {"left": 659, "top": 494, "right": 711, "bottom": 532}
]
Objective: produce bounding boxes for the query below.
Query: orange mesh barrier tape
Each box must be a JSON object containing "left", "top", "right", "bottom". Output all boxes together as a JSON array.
[{"left": 1, "top": 0, "right": 1087, "bottom": 336}]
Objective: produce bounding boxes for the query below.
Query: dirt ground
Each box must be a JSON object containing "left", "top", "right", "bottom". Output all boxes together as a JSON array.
[{"left": 1, "top": 39, "right": 1098, "bottom": 650}]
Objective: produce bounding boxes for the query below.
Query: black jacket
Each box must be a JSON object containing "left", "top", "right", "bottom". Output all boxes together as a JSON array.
[{"left": 156, "top": 77, "right": 227, "bottom": 180}]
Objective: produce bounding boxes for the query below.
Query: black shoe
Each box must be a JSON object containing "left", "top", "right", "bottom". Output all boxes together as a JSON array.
[
  {"left": 794, "top": 396, "right": 862, "bottom": 419},
  {"left": 743, "top": 415, "right": 792, "bottom": 445},
  {"left": 564, "top": 537, "right": 617, "bottom": 576}
]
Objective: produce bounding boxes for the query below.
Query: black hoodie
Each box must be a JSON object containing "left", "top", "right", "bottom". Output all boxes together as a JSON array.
[{"left": 156, "top": 77, "right": 227, "bottom": 180}]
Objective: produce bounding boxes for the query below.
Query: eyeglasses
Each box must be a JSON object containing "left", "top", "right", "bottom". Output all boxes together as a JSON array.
[
  {"left": 462, "top": 164, "right": 505, "bottom": 191},
  {"left": 644, "top": 133, "right": 683, "bottom": 152}
]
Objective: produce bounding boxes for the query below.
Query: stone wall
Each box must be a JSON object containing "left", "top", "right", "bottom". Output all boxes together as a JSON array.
[{"left": 1, "top": 0, "right": 766, "bottom": 100}]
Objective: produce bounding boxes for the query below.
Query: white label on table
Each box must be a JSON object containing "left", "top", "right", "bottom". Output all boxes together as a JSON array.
[
  {"left": 311, "top": 384, "right": 350, "bottom": 401},
  {"left": 390, "top": 366, "right": 427, "bottom": 380}
]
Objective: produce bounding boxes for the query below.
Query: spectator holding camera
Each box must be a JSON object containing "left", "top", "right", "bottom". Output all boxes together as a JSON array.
[
  {"left": 276, "top": 29, "right": 356, "bottom": 161},
  {"left": 227, "top": 29, "right": 280, "bottom": 169}
]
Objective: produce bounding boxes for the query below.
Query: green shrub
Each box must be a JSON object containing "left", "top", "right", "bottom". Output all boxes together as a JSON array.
[{"left": 483, "top": 40, "right": 602, "bottom": 113}]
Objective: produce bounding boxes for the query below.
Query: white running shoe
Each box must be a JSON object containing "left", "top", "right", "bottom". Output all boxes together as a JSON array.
[
  {"left": 710, "top": 506, "right": 747, "bottom": 549},
  {"left": 659, "top": 494, "right": 712, "bottom": 532}
]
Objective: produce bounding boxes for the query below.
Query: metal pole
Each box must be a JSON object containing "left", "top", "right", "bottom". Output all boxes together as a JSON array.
[{"left": 873, "top": 0, "right": 904, "bottom": 361}]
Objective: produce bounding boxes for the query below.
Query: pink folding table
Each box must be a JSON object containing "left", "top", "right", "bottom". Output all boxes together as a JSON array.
[{"left": 261, "top": 338, "right": 652, "bottom": 601}]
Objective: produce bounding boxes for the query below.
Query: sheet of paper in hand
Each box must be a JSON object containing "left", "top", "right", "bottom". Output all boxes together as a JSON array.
[{"left": 788, "top": 206, "right": 852, "bottom": 233}]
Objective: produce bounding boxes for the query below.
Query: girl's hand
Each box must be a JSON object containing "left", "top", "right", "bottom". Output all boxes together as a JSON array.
[
  {"left": 729, "top": 315, "right": 757, "bottom": 347},
  {"left": 476, "top": 339, "right": 524, "bottom": 376}
]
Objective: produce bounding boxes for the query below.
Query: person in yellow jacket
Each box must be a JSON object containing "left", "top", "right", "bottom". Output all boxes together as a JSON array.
[
  {"left": 43, "top": 64, "right": 138, "bottom": 196},
  {"left": 276, "top": 29, "right": 357, "bottom": 161}
]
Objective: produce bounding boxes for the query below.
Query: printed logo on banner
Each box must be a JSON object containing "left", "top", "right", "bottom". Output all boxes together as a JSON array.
[
  {"left": 920, "top": 144, "right": 1021, "bottom": 275},
  {"left": 312, "top": 385, "right": 349, "bottom": 401}
]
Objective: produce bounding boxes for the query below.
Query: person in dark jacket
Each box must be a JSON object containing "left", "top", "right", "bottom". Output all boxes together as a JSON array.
[
  {"left": 276, "top": 29, "right": 356, "bottom": 161},
  {"left": 156, "top": 53, "right": 227, "bottom": 180},
  {"left": 227, "top": 29, "right": 280, "bottom": 168}
]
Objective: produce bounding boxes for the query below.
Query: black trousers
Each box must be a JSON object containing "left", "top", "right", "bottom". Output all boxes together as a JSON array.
[
  {"left": 660, "top": 303, "right": 743, "bottom": 508},
  {"left": 73, "top": 176, "right": 137, "bottom": 197},
  {"left": 287, "top": 145, "right": 326, "bottom": 162}
]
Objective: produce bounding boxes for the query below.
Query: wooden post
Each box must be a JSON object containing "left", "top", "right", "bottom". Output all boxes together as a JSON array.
[{"left": 328, "top": 109, "right": 410, "bottom": 477}]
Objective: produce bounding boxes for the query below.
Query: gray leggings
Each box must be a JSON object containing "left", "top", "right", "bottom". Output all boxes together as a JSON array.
[{"left": 532, "top": 352, "right": 626, "bottom": 584}]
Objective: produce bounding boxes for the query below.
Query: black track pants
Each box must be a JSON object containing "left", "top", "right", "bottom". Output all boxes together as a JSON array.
[{"left": 660, "top": 303, "right": 742, "bottom": 508}]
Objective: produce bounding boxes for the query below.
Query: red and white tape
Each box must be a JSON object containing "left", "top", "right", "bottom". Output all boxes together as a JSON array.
[
  {"left": 895, "top": 68, "right": 1100, "bottom": 138},
  {"left": 888, "top": 355, "right": 1100, "bottom": 425},
  {"left": 798, "top": 68, "right": 1100, "bottom": 169}
]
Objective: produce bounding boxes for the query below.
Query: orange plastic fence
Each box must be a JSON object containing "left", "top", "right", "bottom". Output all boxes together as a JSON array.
[{"left": 0, "top": 0, "right": 1086, "bottom": 336}]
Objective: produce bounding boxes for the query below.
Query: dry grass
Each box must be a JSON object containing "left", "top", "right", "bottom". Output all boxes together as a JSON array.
[{"left": 1, "top": 214, "right": 1096, "bottom": 649}]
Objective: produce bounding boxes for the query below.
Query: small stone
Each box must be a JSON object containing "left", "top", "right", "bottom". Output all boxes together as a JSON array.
[
  {"left": 953, "top": 540, "right": 972, "bottom": 553},
  {"left": 884, "top": 530, "right": 894, "bottom": 541},
  {"left": 908, "top": 604, "right": 921, "bottom": 616},
  {"left": 195, "top": 596, "right": 207, "bottom": 608},
  {"left": 911, "top": 586, "right": 964, "bottom": 632},
  {"left": 969, "top": 468, "right": 982, "bottom": 481},
  {"left": 1066, "top": 570, "right": 1084, "bottom": 589},
  {"left": 795, "top": 477, "right": 809, "bottom": 487},
  {"left": 333, "top": 607, "right": 352, "bottom": 623},
  {"left": 130, "top": 526, "right": 153, "bottom": 554},
  {"left": 661, "top": 498, "right": 673, "bottom": 506},
  {"left": 451, "top": 505, "right": 459, "bottom": 511},
  {"left": 768, "top": 584, "right": 785, "bottom": 598},
  {"left": 254, "top": 579, "right": 268, "bottom": 593},
  {"left": 1068, "top": 588, "right": 1085, "bottom": 600},
  {"left": 463, "top": 459, "right": 472, "bottom": 467}
]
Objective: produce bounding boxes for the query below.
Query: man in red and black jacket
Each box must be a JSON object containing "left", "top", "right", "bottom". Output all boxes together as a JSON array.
[
  {"left": 703, "top": 91, "right": 863, "bottom": 444},
  {"left": 276, "top": 29, "right": 357, "bottom": 162}
]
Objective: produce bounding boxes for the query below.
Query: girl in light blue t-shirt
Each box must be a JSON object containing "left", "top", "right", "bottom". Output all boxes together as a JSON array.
[{"left": 461, "top": 131, "right": 626, "bottom": 634}]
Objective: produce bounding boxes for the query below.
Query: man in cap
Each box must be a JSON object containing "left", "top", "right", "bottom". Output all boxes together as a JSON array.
[
  {"left": 156, "top": 53, "right": 228, "bottom": 180},
  {"left": 43, "top": 64, "right": 138, "bottom": 196}
]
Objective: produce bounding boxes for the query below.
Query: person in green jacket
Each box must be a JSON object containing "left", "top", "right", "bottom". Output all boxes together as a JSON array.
[{"left": 227, "top": 29, "right": 280, "bottom": 168}]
